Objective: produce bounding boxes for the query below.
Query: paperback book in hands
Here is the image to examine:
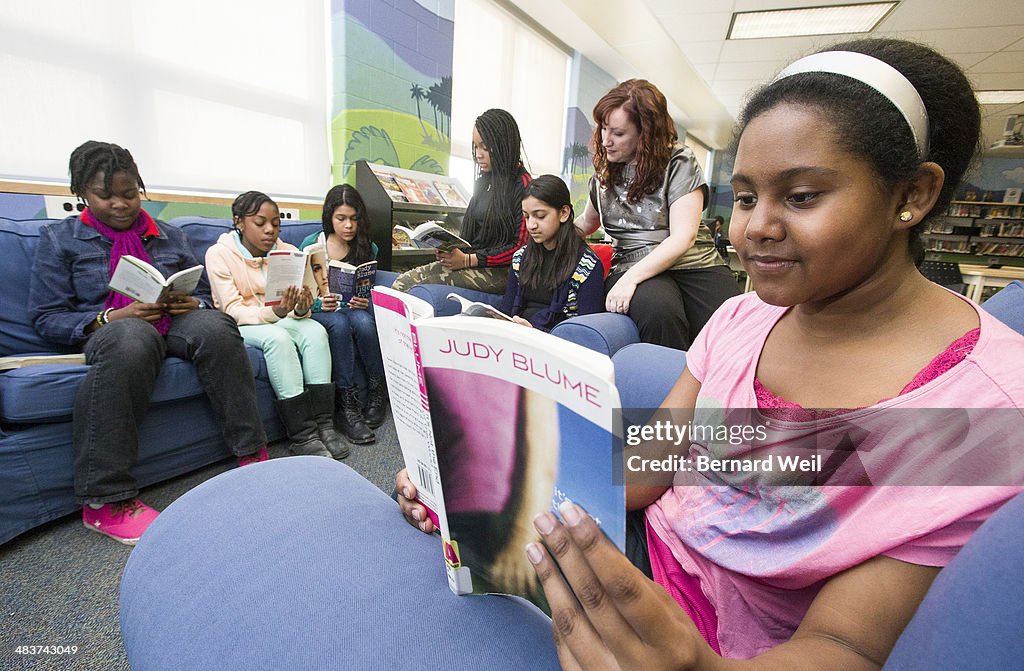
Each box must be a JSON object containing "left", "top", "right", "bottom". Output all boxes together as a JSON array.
[
  {"left": 392, "top": 222, "right": 472, "bottom": 253},
  {"left": 446, "top": 292, "right": 512, "bottom": 321},
  {"left": 373, "top": 286, "right": 625, "bottom": 612},
  {"left": 108, "top": 255, "right": 203, "bottom": 304},
  {"left": 328, "top": 260, "right": 377, "bottom": 306},
  {"left": 264, "top": 250, "right": 310, "bottom": 307}
]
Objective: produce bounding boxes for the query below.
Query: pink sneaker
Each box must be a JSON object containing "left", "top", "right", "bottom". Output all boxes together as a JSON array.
[
  {"left": 237, "top": 446, "right": 269, "bottom": 467},
  {"left": 82, "top": 498, "right": 159, "bottom": 545}
]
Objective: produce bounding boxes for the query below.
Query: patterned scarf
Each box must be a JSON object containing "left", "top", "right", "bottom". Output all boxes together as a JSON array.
[{"left": 81, "top": 207, "right": 171, "bottom": 335}]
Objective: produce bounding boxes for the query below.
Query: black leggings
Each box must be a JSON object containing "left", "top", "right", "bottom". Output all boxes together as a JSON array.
[
  {"left": 607, "top": 265, "right": 740, "bottom": 351},
  {"left": 626, "top": 508, "right": 653, "bottom": 579}
]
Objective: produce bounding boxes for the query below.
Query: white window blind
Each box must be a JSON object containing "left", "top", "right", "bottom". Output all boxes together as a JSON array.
[
  {"left": 0, "top": 1, "right": 330, "bottom": 201},
  {"left": 450, "top": 0, "right": 569, "bottom": 180}
]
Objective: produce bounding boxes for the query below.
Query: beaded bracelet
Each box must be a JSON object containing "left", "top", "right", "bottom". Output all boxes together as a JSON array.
[{"left": 95, "top": 308, "right": 112, "bottom": 327}]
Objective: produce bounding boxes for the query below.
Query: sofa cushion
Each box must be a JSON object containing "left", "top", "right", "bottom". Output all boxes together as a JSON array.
[
  {"left": 981, "top": 280, "right": 1024, "bottom": 336},
  {"left": 882, "top": 492, "right": 1024, "bottom": 670},
  {"left": 550, "top": 312, "right": 640, "bottom": 358},
  {"left": 0, "top": 347, "right": 269, "bottom": 424},
  {"left": 0, "top": 218, "right": 68, "bottom": 357},
  {"left": 169, "top": 216, "right": 323, "bottom": 263}
]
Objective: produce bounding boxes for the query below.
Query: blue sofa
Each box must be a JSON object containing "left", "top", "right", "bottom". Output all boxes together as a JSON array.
[{"left": 0, "top": 215, "right": 402, "bottom": 546}]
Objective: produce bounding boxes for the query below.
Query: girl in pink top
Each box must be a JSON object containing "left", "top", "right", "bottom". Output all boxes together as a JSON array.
[{"left": 516, "top": 38, "right": 1024, "bottom": 669}]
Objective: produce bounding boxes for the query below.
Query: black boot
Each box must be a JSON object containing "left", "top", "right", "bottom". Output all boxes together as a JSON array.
[
  {"left": 273, "top": 392, "right": 331, "bottom": 457},
  {"left": 338, "top": 386, "right": 375, "bottom": 445},
  {"left": 363, "top": 375, "right": 388, "bottom": 428},
  {"left": 306, "top": 384, "right": 350, "bottom": 460}
]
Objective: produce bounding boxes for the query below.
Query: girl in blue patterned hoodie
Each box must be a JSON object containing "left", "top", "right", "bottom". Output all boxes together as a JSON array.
[{"left": 500, "top": 175, "right": 604, "bottom": 331}]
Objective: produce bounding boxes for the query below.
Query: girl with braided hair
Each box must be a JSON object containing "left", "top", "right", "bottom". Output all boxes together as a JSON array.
[
  {"left": 205, "top": 191, "right": 348, "bottom": 460},
  {"left": 28, "top": 141, "right": 269, "bottom": 545},
  {"left": 392, "top": 108, "right": 531, "bottom": 295}
]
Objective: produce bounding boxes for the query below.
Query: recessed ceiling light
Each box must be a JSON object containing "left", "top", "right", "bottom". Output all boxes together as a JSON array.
[
  {"left": 976, "top": 91, "right": 1024, "bottom": 105},
  {"left": 728, "top": 2, "right": 898, "bottom": 40}
]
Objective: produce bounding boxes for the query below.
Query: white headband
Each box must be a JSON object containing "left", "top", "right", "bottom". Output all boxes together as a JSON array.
[{"left": 773, "top": 51, "right": 930, "bottom": 159}]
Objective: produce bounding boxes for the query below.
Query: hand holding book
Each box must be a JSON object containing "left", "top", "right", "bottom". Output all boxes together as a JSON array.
[
  {"left": 396, "top": 468, "right": 436, "bottom": 534},
  {"left": 163, "top": 291, "right": 201, "bottom": 315},
  {"left": 272, "top": 285, "right": 313, "bottom": 318}
]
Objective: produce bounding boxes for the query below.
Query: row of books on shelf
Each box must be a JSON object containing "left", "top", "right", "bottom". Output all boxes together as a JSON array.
[
  {"left": 924, "top": 220, "right": 961, "bottom": 235},
  {"left": 975, "top": 242, "right": 1024, "bottom": 256},
  {"left": 947, "top": 203, "right": 1024, "bottom": 219},
  {"left": 978, "top": 221, "right": 1024, "bottom": 238},
  {"left": 924, "top": 239, "right": 1024, "bottom": 257},
  {"left": 369, "top": 165, "right": 469, "bottom": 208}
]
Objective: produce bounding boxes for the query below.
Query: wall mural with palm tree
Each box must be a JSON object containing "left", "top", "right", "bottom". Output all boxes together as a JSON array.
[
  {"left": 332, "top": 0, "right": 455, "bottom": 184},
  {"left": 562, "top": 106, "right": 597, "bottom": 224}
]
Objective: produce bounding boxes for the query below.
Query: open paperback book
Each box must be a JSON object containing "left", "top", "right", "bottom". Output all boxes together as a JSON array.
[
  {"left": 264, "top": 249, "right": 323, "bottom": 307},
  {"left": 373, "top": 286, "right": 624, "bottom": 611},
  {"left": 392, "top": 222, "right": 472, "bottom": 253},
  {"left": 108, "top": 255, "right": 203, "bottom": 304},
  {"left": 328, "top": 260, "right": 377, "bottom": 305},
  {"left": 446, "top": 292, "right": 512, "bottom": 321},
  {"left": 0, "top": 353, "right": 87, "bottom": 371}
]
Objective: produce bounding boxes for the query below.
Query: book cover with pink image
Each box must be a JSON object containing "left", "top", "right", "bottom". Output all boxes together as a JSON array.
[{"left": 373, "top": 286, "right": 625, "bottom": 611}]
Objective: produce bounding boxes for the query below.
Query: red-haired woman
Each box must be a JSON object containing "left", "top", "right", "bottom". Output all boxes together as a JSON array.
[{"left": 577, "top": 79, "right": 739, "bottom": 350}]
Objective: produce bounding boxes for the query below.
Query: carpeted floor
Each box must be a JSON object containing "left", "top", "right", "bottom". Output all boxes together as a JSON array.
[{"left": 0, "top": 417, "right": 404, "bottom": 670}]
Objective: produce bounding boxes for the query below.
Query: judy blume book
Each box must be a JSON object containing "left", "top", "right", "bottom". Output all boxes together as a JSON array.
[
  {"left": 372, "top": 286, "right": 625, "bottom": 610},
  {"left": 446, "top": 292, "right": 512, "bottom": 321},
  {"left": 392, "top": 222, "right": 472, "bottom": 253},
  {"left": 107, "top": 255, "right": 203, "bottom": 304},
  {"left": 328, "top": 260, "right": 377, "bottom": 306}
]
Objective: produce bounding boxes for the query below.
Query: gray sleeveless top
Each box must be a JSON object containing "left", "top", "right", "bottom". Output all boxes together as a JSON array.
[{"left": 589, "top": 146, "right": 724, "bottom": 273}]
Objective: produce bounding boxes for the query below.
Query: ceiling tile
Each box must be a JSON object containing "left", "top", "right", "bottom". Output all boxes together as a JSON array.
[
  {"left": 658, "top": 11, "right": 734, "bottom": 41},
  {"left": 733, "top": 0, "right": 859, "bottom": 11},
  {"left": 645, "top": 0, "right": 735, "bottom": 16},
  {"left": 711, "top": 80, "right": 762, "bottom": 96},
  {"left": 714, "top": 60, "right": 788, "bottom": 81},
  {"left": 678, "top": 40, "right": 725, "bottom": 65},
  {"left": 880, "top": 0, "right": 1023, "bottom": 30},
  {"left": 874, "top": 26, "right": 1024, "bottom": 53},
  {"left": 970, "top": 51, "right": 1024, "bottom": 74},
  {"left": 971, "top": 72, "right": 1024, "bottom": 90},
  {"left": 719, "top": 34, "right": 834, "bottom": 62},
  {"left": 693, "top": 62, "right": 719, "bottom": 82},
  {"left": 950, "top": 52, "right": 998, "bottom": 70}
]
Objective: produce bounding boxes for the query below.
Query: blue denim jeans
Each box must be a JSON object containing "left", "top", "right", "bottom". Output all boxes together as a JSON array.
[
  {"left": 73, "top": 310, "right": 266, "bottom": 505},
  {"left": 312, "top": 306, "right": 384, "bottom": 388}
]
